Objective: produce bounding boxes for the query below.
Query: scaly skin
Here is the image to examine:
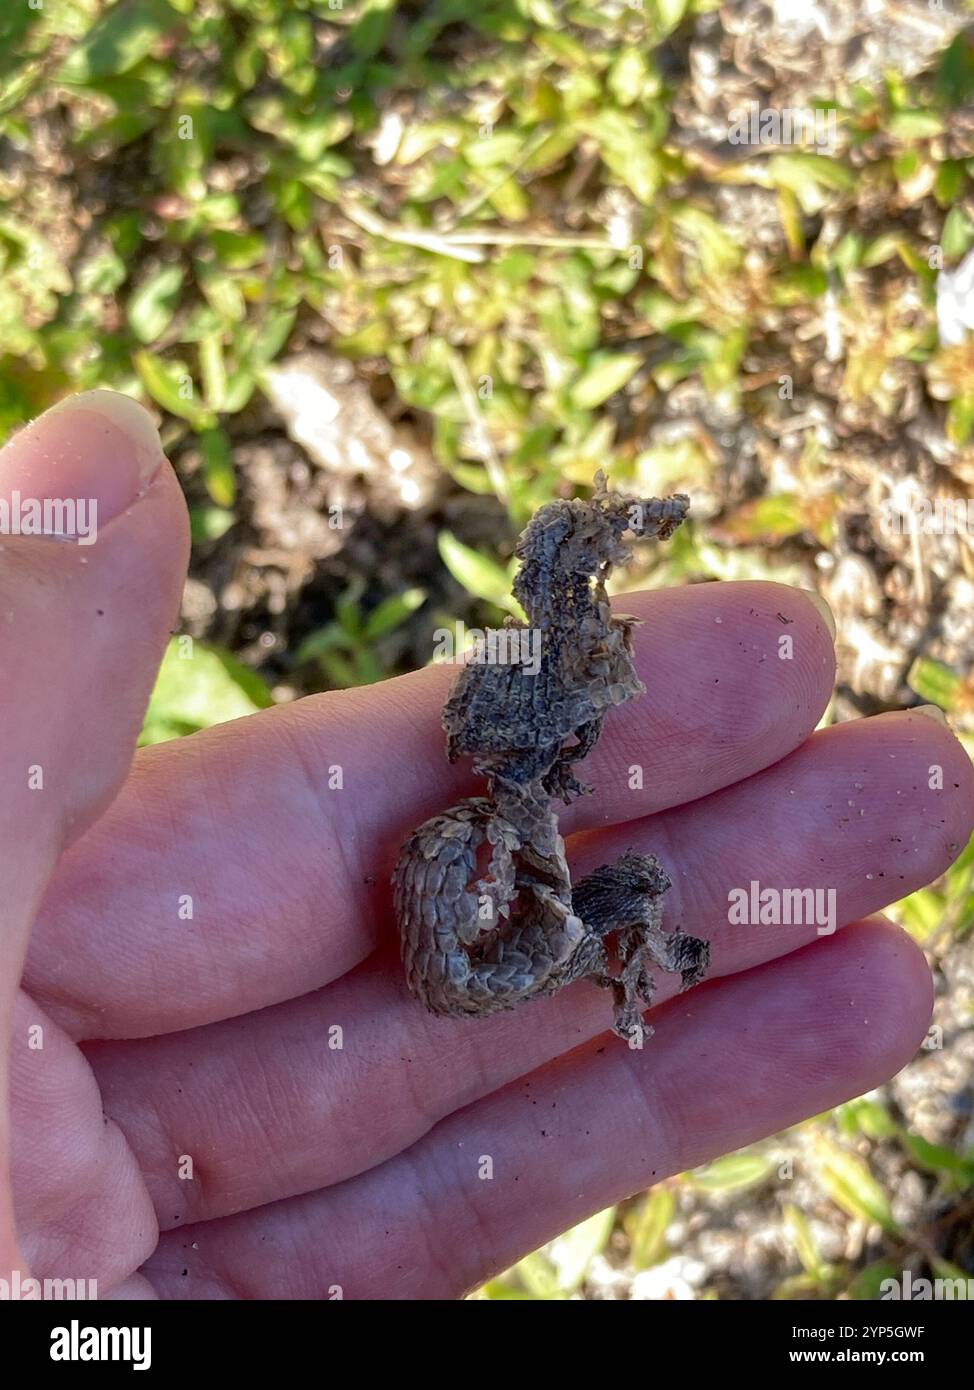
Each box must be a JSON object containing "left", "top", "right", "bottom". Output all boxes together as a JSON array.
[{"left": 392, "top": 473, "right": 709, "bottom": 1043}]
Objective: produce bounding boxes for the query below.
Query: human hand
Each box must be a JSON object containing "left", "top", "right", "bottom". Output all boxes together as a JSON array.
[{"left": 4, "top": 392, "right": 972, "bottom": 1298}]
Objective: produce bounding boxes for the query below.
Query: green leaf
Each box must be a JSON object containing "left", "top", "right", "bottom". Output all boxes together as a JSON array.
[
  {"left": 465, "top": 132, "right": 524, "bottom": 169},
  {"left": 778, "top": 187, "right": 805, "bottom": 260},
  {"left": 935, "top": 160, "right": 966, "bottom": 209},
  {"left": 513, "top": 1251, "right": 567, "bottom": 1300},
  {"left": 862, "top": 233, "right": 907, "bottom": 269},
  {"left": 671, "top": 204, "right": 742, "bottom": 279},
  {"left": 134, "top": 350, "right": 214, "bottom": 429},
  {"left": 894, "top": 884, "right": 947, "bottom": 943},
  {"left": 625, "top": 1186, "right": 674, "bottom": 1269},
  {"left": 275, "top": 178, "right": 313, "bottom": 232},
  {"left": 197, "top": 266, "right": 247, "bottom": 324},
  {"left": 608, "top": 47, "right": 652, "bottom": 107},
  {"left": 77, "top": 245, "right": 127, "bottom": 296},
  {"left": 251, "top": 308, "right": 297, "bottom": 367},
  {"left": 846, "top": 1259, "right": 900, "bottom": 1301},
  {"left": 295, "top": 624, "right": 346, "bottom": 665},
  {"left": 766, "top": 153, "right": 854, "bottom": 212},
  {"left": 688, "top": 1151, "right": 775, "bottom": 1193},
  {"left": 838, "top": 1097, "right": 897, "bottom": 1141},
  {"left": 938, "top": 32, "right": 974, "bottom": 108},
  {"left": 478, "top": 1280, "right": 537, "bottom": 1300},
  {"left": 199, "top": 428, "right": 236, "bottom": 508},
  {"left": 74, "top": 110, "right": 157, "bottom": 155},
  {"left": 719, "top": 494, "right": 809, "bottom": 544},
  {"left": 548, "top": 1207, "right": 615, "bottom": 1293},
  {"left": 773, "top": 1266, "right": 846, "bottom": 1300},
  {"left": 59, "top": 0, "right": 178, "bottom": 84},
  {"left": 948, "top": 394, "right": 974, "bottom": 447},
  {"left": 783, "top": 1204, "right": 825, "bottom": 1280},
  {"left": 585, "top": 111, "right": 663, "bottom": 204},
  {"left": 200, "top": 333, "right": 228, "bottom": 412},
  {"left": 190, "top": 506, "right": 235, "bottom": 543},
  {"left": 813, "top": 1140, "right": 901, "bottom": 1237},
  {"left": 930, "top": 1256, "right": 973, "bottom": 1290},
  {"left": 349, "top": 0, "right": 398, "bottom": 59},
  {"left": 220, "top": 369, "right": 257, "bottom": 415},
  {"left": 127, "top": 264, "right": 184, "bottom": 344},
  {"left": 570, "top": 352, "right": 643, "bottom": 409},
  {"left": 140, "top": 639, "right": 272, "bottom": 746},
  {"left": 942, "top": 207, "right": 974, "bottom": 262},
  {"left": 209, "top": 230, "right": 266, "bottom": 271},
  {"left": 906, "top": 657, "right": 961, "bottom": 712},
  {"left": 437, "top": 531, "right": 522, "bottom": 616},
  {"left": 336, "top": 579, "right": 366, "bottom": 639},
  {"left": 364, "top": 587, "right": 426, "bottom": 640},
  {"left": 888, "top": 110, "right": 945, "bottom": 140},
  {"left": 654, "top": 0, "right": 690, "bottom": 33},
  {"left": 899, "top": 1133, "right": 974, "bottom": 1187},
  {"left": 320, "top": 649, "right": 379, "bottom": 689}
]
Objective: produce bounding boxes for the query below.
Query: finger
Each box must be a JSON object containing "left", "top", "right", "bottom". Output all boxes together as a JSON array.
[
  {"left": 140, "top": 919, "right": 932, "bottom": 1298},
  {"left": 0, "top": 391, "right": 187, "bottom": 946},
  {"left": 27, "top": 581, "right": 834, "bottom": 1039},
  {"left": 98, "top": 1275, "right": 159, "bottom": 1300},
  {"left": 0, "top": 392, "right": 188, "bottom": 1270},
  {"left": 10, "top": 992, "right": 157, "bottom": 1293},
  {"left": 87, "top": 709, "right": 970, "bottom": 1228}
]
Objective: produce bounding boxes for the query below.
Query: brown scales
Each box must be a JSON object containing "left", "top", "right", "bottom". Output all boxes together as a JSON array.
[{"left": 392, "top": 473, "right": 709, "bottom": 1044}]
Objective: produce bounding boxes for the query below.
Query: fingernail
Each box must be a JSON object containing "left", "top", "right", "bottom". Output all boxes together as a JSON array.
[
  {"left": 0, "top": 390, "right": 166, "bottom": 541},
  {"left": 799, "top": 588, "right": 836, "bottom": 641},
  {"left": 911, "top": 703, "right": 949, "bottom": 727}
]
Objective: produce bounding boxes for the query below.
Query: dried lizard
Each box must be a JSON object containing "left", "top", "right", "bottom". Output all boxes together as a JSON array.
[{"left": 393, "top": 472, "right": 710, "bottom": 1044}]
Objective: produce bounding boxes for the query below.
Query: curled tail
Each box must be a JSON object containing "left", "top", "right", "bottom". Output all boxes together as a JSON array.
[{"left": 393, "top": 797, "right": 602, "bottom": 1018}]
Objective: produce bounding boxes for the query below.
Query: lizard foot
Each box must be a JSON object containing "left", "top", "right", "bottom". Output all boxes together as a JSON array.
[{"left": 573, "top": 850, "right": 710, "bottom": 1042}]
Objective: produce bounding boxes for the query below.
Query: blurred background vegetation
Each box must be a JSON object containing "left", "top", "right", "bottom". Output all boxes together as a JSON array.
[{"left": 2, "top": 0, "right": 974, "bottom": 1298}]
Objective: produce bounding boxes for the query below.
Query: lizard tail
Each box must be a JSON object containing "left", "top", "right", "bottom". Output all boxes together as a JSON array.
[{"left": 392, "top": 797, "right": 594, "bottom": 1018}]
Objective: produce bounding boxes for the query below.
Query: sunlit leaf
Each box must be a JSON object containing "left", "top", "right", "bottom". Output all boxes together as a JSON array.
[
  {"left": 127, "top": 264, "right": 184, "bottom": 344},
  {"left": 141, "top": 639, "right": 272, "bottom": 745},
  {"left": 134, "top": 350, "right": 214, "bottom": 428},
  {"left": 364, "top": 587, "right": 426, "bottom": 640},
  {"left": 846, "top": 1260, "right": 900, "bottom": 1300},
  {"left": 625, "top": 1186, "right": 674, "bottom": 1269},
  {"left": 59, "top": 0, "right": 178, "bottom": 84},
  {"left": 199, "top": 427, "right": 236, "bottom": 508},
  {"left": 813, "top": 1139, "right": 901, "bottom": 1237},
  {"left": 438, "top": 531, "right": 522, "bottom": 616},
  {"left": 688, "top": 1151, "right": 775, "bottom": 1193},
  {"left": 906, "top": 657, "right": 961, "bottom": 712},
  {"left": 548, "top": 1207, "right": 615, "bottom": 1293},
  {"left": 783, "top": 1204, "right": 825, "bottom": 1279},
  {"left": 570, "top": 352, "right": 643, "bottom": 409}
]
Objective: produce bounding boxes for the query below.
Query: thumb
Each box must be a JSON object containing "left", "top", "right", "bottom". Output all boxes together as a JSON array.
[{"left": 0, "top": 390, "right": 189, "bottom": 1269}]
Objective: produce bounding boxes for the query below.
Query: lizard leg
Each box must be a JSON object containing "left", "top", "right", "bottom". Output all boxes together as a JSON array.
[
  {"left": 542, "top": 717, "right": 604, "bottom": 804},
  {"left": 572, "top": 851, "right": 710, "bottom": 1043}
]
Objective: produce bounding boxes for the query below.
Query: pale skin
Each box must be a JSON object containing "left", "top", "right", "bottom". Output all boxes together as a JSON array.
[{"left": 1, "top": 391, "right": 972, "bottom": 1299}]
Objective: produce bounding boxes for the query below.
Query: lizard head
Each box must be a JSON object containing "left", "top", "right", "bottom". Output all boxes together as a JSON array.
[
  {"left": 512, "top": 475, "right": 690, "bottom": 608},
  {"left": 591, "top": 469, "right": 690, "bottom": 543}
]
